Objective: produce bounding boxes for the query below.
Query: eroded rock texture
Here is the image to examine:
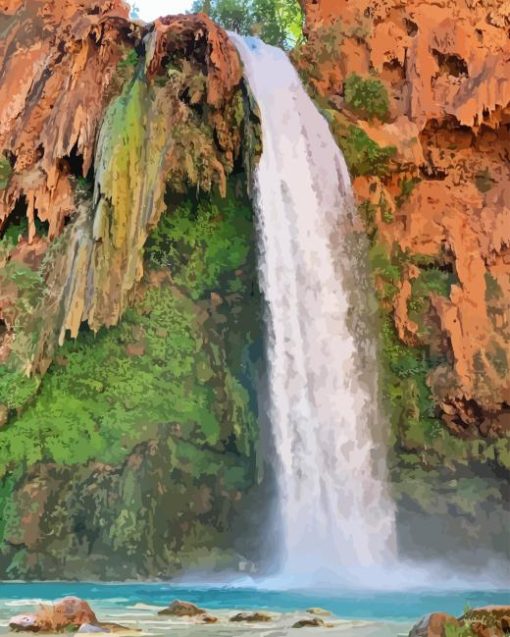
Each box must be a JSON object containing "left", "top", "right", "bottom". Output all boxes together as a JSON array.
[
  {"left": 297, "top": 0, "right": 510, "bottom": 563},
  {"left": 299, "top": 0, "right": 510, "bottom": 435},
  {"left": 0, "top": 1, "right": 263, "bottom": 579},
  {"left": 0, "top": 0, "right": 253, "bottom": 373}
]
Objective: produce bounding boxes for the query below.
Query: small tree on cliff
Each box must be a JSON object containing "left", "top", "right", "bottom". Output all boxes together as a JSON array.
[{"left": 191, "top": 0, "right": 303, "bottom": 49}]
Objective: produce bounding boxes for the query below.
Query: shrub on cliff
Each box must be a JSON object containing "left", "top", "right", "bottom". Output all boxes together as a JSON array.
[{"left": 344, "top": 73, "right": 390, "bottom": 121}]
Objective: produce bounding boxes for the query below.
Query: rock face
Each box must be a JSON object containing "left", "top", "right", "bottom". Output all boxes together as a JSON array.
[
  {"left": 0, "top": 1, "right": 250, "bottom": 374},
  {"left": 9, "top": 597, "right": 97, "bottom": 632},
  {"left": 409, "top": 607, "right": 510, "bottom": 637},
  {"left": 409, "top": 613, "right": 459, "bottom": 637},
  {"left": 297, "top": 0, "right": 510, "bottom": 562},
  {"left": 158, "top": 601, "right": 206, "bottom": 617},
  {"left": 298, "top": 0, "right": 510, "bottom": 433},
  {"left": 0, "top": 0, "right": 263, "bottom": 579},
  {"left": 229, "top": 612, "right": 273, "bottom": 623}
]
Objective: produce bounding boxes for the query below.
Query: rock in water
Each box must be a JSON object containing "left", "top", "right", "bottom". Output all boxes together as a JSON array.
[
  {"left": 463, "top": 606, "right": 510, "bottom": 624},
  {"left": 307, "top": 608, "right": 332, "bottom": 617},
  {"left": 158, "top": 601, "right": 206, "bottom": 617},
  {"left": 54, "top": 598, "right": 98, "bottom": 626},
  {"left": 96, "top": 624, "right": 134, "bottom": 634},
  {"left": 8, "top": 615, "right": 39, "bottom": 632},
  {"left": 77, "top": 626, "right": 107, "bottom": 634},
  {"left": 9, "top": 598, "right": 98, "bottom": 633},
  {"left": 201, "top": 616, "right": 219, "bottom": 624},
  {"left": 230, "top": 612, "right": 273, "bottom": 623},
  {"left": 409, "top": 613, "right": 460, "bottom": 637},
  {"left": 293, "top": 618, "right": 325, "bottom": 628}
]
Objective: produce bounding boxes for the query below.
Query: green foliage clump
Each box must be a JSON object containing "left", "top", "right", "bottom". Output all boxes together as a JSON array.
[
  {"left": 369, "top": 243, "right": 401, "bottom": 302},
  {"left": 444, "top": 623, "right": 476, "bottom": 637},
  {"left": 0, "top": 178, "right": 262, "bottom": 577},
  {"left": 0, "top": 285, "right": 243, "bottom": 475},
  {"left": 484, "top": 271, "right": 502, "bottom": 302},
  {"left": 0, "top": 156, "right": 12, "bottom": 190},
  {"left": 396, "top": 177, "right": 421, "bottom": 208},
  {"left": 407, "top": 268, "right": 455, "bottom": 334},
  {"left": 0, "top": 183, "right": 259, "bottom": 475},
  {"left": 380, "top": 316, "right": 443, "bottom": 448},
  {"left": 337, "top": 125, "right": 396, "bottom": 177},
  {"left": 0, "top": 217, "right": 28, "bottom": 246},
  {"left": 146, "top": 189, "right": 252, "bottom": 300},
  {"left": 118, "top": 49, "right": 140, "bottom": 71},
  {"left": 191, "top": 0, "right": 303, "bottom": 49},
  {"left": 0, "top": 368, "right": 40, "bottom": 412},
  {"left": 344, "top": 73, "right": 390, "bottom": 121}
]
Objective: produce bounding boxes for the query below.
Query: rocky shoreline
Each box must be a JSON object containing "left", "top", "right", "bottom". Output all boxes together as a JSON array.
[{"left": 6, "top": 597, "right": 510, "bottom": 636}]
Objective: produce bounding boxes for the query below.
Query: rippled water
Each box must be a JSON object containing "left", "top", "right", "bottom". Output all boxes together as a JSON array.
[{"left": 0, "top": 583, "right": 509, "bottom": 636}]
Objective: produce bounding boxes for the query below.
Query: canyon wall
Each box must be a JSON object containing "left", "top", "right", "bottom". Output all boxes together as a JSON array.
[
  {"left": 0, "top": 0, "right": 264, "bottom": 578},
  {"left": 296, "top": 0, "right": 509, "bottom": 563}
]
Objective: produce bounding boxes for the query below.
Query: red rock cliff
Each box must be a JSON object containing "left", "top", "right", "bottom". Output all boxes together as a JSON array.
[{"left": 298, "top": 0, "right": 510, "bottom": 438}]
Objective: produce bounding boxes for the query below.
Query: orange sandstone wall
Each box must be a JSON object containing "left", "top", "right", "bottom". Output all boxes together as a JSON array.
[{"left": 299, "top": 0, "right": 510, "bottom": 437}]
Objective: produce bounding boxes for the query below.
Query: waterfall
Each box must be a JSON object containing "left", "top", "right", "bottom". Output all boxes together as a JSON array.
[{"left": 230, "top": 34, "right": 397, "bottom": 584}]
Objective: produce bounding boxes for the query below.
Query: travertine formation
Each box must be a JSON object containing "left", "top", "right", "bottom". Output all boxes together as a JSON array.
[
  {"left": 0, "top": 0, "right": 251, "bottom": 373},
  {"left": 299, "top": 0, "right": 510, "bottom": 436}
]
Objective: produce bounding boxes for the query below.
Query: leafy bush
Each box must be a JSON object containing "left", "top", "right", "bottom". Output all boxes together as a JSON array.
[
  {"left": 344, "top": 73, "right": 390, "bottom": 121},
  {"left": 0, "top": 156, "right": 12, "bottom": 190},
  {"left": 146, "top": 189, "right": 252, "bottom": 300},
  {"left": 0, "top": 186, "right": 259, "bottom": 478},
  {"left": 191, "top": 0, "right": 303, "bottom": 49},
  {"left": 337, "top": 125, "right": 396, "bottom": 177}
]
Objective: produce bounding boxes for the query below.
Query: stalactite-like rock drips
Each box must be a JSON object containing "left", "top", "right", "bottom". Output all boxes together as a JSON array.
[
  {"left": 297, "top": 0, "right": 510, "bottom": 437},
  {"left": 0, "top": 2, "right": 257, "bottom": 373}
]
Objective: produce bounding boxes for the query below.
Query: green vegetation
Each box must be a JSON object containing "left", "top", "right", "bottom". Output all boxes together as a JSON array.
[
  {"left": 484, "top": 271, "right": 502, "bottom": 302},
  {"left": 396, "top": 177, "right": 420, "bottom": 208},
  {"left": 444, "top": 623, "right": 476, "bottom": 637},
  {"left": 344, "top": 73, "right": 390, "bottom": 121},
  {"left": 407, "top": 268, "right": 455, "bottom": 336},
  {"left": 487, "top": 340, "right": 508, "bottom": 378},
  {"left": 118, "top": 49, "right": 140, "bottom": 71},
  {"left": 0, "top": 156, "right": 12, "bottom": 190},
  {"left": 191, "top": 0, "right": 303, "bottom": 49},
  {"left": 336, "top": 125, "right": 396, "bottom": 177},
  {"left": 146, "top": 189, "right": 252, "bottom": 300},
  {"left": 474, "top": 168, "right": 493, "bottom": 193},
  {"left": 0, "top": 182, "right": 262, "bottom": 577}
]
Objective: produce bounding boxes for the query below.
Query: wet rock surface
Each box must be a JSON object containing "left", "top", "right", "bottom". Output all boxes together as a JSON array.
[
  {"left": 158, "top": 601, "right": 207, "bottom": 617},
  {"left": 230, "top": 612, "right": 273, "bottom": 622}
]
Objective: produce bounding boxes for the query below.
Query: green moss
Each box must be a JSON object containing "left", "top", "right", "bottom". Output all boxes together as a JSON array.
[
  {"left": 146, "top": 187, "right": 252, "bottom": 301},
  {"left": 344, "top": 73, "right": 390, "bottom": 121},
  {"left": 475, "top": 168, "right": 493, "bottom": 194},
  {"left": 408, "top": 268, "right": 455, "bottom": 335},
  {"left": 396, "top": 177, "right": 420, "bottom": 208},
  {"left": 484, "top": 271, "right": 502, "bottom": 302},
  {"left": 487, "top": 341, "right": 508, "bottom": 378},
  {"left": 0, "top": 156, "right": 12, "bottom": 190},
  {"left": 118, "top": 49, "right": 140, "bottom": 71},
  {"left": 380, "top": 195, "right": 394, "bottom": 223},
  {"left": 336, "top": 125, "right": 396, "bottom": 177},
  {"left": 0, "top": 368, "right": 40, "bottom": 411},
  {"left": 0, "top": 178, "right": 261, "bottom": 576}
]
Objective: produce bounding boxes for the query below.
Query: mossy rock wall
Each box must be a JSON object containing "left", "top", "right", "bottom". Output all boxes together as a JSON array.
[{"left": 0, "top": 184, "right": 264, "bottom": 580}]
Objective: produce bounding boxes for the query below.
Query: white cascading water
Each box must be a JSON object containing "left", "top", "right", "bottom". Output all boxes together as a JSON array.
[{"left": 230, "top": 35, "right": 397, "bottom": 584}]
